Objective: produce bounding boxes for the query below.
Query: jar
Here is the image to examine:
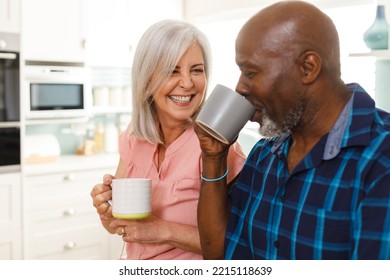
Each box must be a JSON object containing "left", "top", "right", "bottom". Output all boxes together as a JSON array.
[
  {"left": 109, "top": 87, "right": 123, "bottom": 107},
  {"left": 104, "top": 122, "right": 118, "bottom": 153},
  {"left": 93, "top": 86, "right": 110, "bottom": 107}
]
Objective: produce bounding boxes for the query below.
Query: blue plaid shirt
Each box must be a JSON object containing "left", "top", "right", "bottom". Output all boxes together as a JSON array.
[{"left": 225, "top": 83, "right": 390, "bottom": 259}]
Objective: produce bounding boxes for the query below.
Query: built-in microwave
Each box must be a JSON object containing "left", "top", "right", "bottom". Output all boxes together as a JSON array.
[{"left": 24, "top": 64, "right": 91, "bottom": 119}]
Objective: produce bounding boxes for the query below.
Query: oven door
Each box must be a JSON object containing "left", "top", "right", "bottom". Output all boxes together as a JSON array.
[
  {"left": 0, "top": 51, "right": 20, "bottom": 122},
  {"left": 0, "top": 125, "right": 20, "bottom": 173}
]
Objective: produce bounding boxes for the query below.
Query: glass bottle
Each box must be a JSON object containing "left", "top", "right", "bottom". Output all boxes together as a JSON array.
[{"left": 94, "top": 123, "right": 105, "bottom": 153}]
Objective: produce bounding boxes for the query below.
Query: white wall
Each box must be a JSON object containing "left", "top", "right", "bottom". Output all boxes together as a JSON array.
[
  {"left": 183, "top": 0, "right": 381, "bottom": 101},
  {"left": 183, "top": 0, "right": 375, "bottom": 22}
]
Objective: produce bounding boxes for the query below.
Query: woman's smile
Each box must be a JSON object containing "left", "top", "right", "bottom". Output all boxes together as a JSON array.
[{"left": 169, "top": 94, "right": 195, "bottom": 105}]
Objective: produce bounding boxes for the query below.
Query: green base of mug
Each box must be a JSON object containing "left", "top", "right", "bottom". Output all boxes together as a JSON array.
[{"left": 113, "top": 212, "right": 151, "bottom": 220}]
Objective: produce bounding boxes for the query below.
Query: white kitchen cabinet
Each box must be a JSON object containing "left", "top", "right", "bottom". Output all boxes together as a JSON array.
[
  {"left": 0, "top": 0, "right": 20, "bottom": 33},
  {"left": 20, "top": 0, "right": 183, "bottom": 65},
  {"left": 22, "top": 155, "right": 122, "bottom": 259},
  {"left": 84, "top": 0, "right": 133, "bottom": 67},
  {"left": 84, "top": 0, "right": 183, "bottom": 67},
  {"left": 21, "top": 0, "right": 86, "bottom": 62},
  {"left": 0, "top": 172, "right": 22, "bottom": 260}
]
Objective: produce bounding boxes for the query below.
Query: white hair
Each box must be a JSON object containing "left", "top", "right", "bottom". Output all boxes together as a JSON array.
[{"left": 130, "top": 19, "right": 212, "bottom": 144}]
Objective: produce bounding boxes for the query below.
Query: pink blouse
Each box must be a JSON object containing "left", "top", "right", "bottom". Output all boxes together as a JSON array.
[{"left": 119, "top": 125, "right": 246, "bottom": 260}]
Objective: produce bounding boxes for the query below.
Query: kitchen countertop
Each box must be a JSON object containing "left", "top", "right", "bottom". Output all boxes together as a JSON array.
[{"left": 23, "top": 153, "right": 119, "bottom": 176}]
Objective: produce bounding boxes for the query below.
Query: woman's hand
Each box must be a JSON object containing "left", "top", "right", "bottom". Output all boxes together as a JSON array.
[
  {"left": 90, "top": 174, "right": 115, "bottom": 222},
  {"left": 109, "top": 215, "right": 169, "bottom": 244},
  {"left": 110, "top": 215, "right": 202, "bottom": 254}
]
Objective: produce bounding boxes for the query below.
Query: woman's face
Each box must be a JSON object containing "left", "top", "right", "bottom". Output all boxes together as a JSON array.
[{"left": 153, "top": 43, "right": 206, "bottom": 127}]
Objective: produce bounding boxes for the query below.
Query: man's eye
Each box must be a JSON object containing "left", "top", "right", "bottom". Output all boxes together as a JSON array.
[{"left": 243, "top": 72, "right": 255, "bottom": 78}]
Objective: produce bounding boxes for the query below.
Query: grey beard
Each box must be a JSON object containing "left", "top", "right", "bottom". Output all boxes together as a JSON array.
[
  {"left": 259, "top": 101, "right": 304, "bottom": 138},
  {"left": 259, "top": 115, "right": 286, "bottom": 137}
]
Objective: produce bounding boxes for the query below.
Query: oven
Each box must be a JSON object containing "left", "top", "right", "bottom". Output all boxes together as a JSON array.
[
  {"left": 0, "top": 32, "right": 20, "bottom": 122},
  {"left": 0, "top": 32, "right": 21, "bottom": 172},
  {"left": 0, "top": 124, "right": 20, "bottom": 172}
]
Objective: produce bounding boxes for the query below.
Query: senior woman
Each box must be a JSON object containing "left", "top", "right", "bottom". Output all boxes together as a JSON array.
[{"left": 90, "top": 19, "right": 246, "bottom": 260}]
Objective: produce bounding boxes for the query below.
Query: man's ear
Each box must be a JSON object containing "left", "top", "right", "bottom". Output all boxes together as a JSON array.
[{"left": 300, "top": 51, "right": 321, "bottom": 84}]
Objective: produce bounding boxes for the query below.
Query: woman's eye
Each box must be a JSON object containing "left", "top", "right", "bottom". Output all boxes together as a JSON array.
[
  {"left": 170, "top": 67, "right": 204, "bottom": 76},
  {"left": 192, "top": 68, "right": 204, "bottom": 74},
  {"left": 171, "top": 69, "right": 179, "bottom": 75}
]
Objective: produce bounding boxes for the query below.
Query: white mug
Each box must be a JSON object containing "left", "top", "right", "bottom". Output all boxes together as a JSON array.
[
  {"left": 196, "top": 84, "right": 255, "bottom": 144},
  {"left": 109, "top": 178, "right": 152, "bottom": 219}
]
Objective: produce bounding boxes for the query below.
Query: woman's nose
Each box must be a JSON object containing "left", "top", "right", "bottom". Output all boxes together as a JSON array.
[{"left": 179, "top": 73, "right": 194, "bottom": 89}]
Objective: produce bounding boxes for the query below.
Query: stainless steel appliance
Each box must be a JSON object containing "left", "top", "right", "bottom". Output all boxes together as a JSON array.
[
  {"left": 0, "top": 33, "right": 20, "bottom": 122},
  {"left": 0, "top": 32, "right": 20, "bottom": 172},
  {"left": 24, "top": 64, "right": 91, "bottom": 120}
]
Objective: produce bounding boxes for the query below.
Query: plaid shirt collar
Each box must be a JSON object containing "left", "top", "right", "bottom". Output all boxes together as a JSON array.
[{"left": 271, "top": 83, "right": 374, "bottom": 161}]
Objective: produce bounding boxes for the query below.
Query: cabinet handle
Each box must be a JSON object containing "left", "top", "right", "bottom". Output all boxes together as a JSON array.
[
  {"left": 0, "top": 53, "right": 17, "bottom": 60},
  {"left": 63, "top": 173, "right": 75, "bottom": 181},
  {"left": 63, "top": 208, "right": 76, "bottom": 216},
  {"left": 82, "top": 38, "right": 87, "bottom": 49},
  {"left": 0, "top": 40, "right": 7, "bottom": 49},
  {"left": 64, "top": 241, "right": 76, "bottom": 250}
]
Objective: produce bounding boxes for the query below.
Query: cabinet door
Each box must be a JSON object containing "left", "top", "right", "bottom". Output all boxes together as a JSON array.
[
  {"left": 0, "top": 0, "right": 20, "bottom": 33},
  {"left": 23, "top": 168, "right": 113, "bottom": 259},
  {"left": 0, "top": 173, "right": 21, "bottom": 260},
  {"left": 24, "top": 208, "right": 108, "bottom": 260},
  {"left": 84, "top": 0, "right": 183, "bottom": 67},
  {"left": 21, "top": 0, "right": 86, "bottom": 62},
  {"left": 84, "top": 0, "right": 133, "bottom": 67}
]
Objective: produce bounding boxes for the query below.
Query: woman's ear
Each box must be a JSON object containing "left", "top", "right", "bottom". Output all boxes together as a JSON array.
[{"left": 300, "top": 51, "right": 321, "bottom": 84}]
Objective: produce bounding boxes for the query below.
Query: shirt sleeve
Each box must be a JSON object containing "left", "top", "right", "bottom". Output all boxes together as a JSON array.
[{"left": 353, "top": 168, "right": 390, "bottom": 259}]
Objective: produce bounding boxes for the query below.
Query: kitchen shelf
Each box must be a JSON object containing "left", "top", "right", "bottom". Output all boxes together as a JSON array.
[
  {"left": 91, "top": 106, "right": 131, "bottom": 115},
  {"left": 23, "top": 153, "right": 118, "bottom": 176},
  {"left": 24, "top": 117, "right": 89, "bottom": 126},
  {"left": 0, "top": 122, "right": 21, "bottom": 128},
  {"left": 349, "top": 49, "right": 390, "bottom": 60}
]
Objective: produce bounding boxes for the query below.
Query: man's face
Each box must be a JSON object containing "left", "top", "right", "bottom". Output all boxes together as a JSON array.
[{"left": 234, "top": 24, "right": 306, "bottom": 138}]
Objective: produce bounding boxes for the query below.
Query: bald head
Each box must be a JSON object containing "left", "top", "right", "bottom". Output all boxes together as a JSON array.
[{"left": 236, "top": 1, "right": 341, "bottom": 76}]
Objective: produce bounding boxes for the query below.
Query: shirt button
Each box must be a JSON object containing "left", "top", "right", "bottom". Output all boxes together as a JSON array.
[
  {"left": 273, "top": 240, "right": 280, "bottom": 248},
  {"left": 280, "top": 195, "right": 285, "bottom": 203}
]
